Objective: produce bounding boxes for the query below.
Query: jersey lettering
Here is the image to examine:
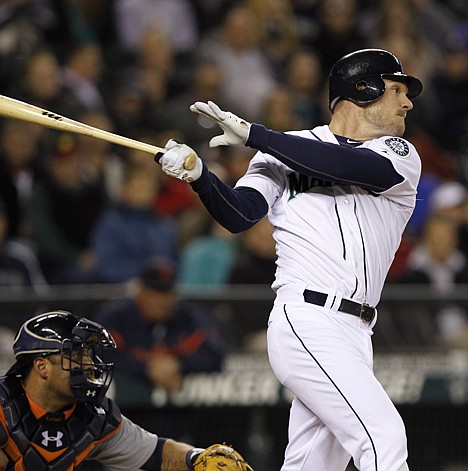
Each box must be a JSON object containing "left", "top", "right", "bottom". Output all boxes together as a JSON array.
[{"left": 288, "top": 173, "right": 332, "bottom": 200}]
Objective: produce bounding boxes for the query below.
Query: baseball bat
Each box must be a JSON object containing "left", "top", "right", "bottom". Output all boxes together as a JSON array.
[{"left": 0, "top": 94, "right": 197, "bottom": 170}]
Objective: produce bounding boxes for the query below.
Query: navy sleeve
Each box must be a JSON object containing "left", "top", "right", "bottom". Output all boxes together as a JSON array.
[
  {"left": 141, "top": 437, "right": 167, "bottom": 470},
  {"left": 246, "top": 124, "right": 403, "bottom": 192},
  {"left": 191, "top": 165, "right": 268, "bottom": 233}
]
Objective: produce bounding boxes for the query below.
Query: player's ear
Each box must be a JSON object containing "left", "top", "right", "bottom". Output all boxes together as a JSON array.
[{"left": 33, "top": 357, "right": 50, "bottom": 379}]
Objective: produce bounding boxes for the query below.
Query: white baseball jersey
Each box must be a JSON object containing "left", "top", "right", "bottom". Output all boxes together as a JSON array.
[{"left": 236, "top": 124, "right": 420, "bottom": 307}]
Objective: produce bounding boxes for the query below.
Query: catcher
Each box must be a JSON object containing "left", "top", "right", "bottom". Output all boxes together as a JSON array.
[{"left": 0, "top": 310, "right": 253, "bottom": 471}]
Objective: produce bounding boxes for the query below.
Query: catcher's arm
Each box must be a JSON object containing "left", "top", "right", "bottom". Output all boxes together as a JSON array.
[{"left": 159, "top": 438, "right": 198, "bottom": 470}]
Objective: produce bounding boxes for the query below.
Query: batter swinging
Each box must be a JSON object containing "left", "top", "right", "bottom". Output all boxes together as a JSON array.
[{"left": 156, "top": 49, "right": 423, "bottom": 471}]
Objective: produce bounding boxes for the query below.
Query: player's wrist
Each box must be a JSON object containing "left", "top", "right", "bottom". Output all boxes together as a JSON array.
[{"left": 185, "top": 447, "right": 205, "bottom": 469}]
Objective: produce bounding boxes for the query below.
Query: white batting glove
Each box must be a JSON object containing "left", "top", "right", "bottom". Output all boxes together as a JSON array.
[
  {"left": 159, "top": 139, "right": 203, "bottom": 183},
  {"left": 190, "top": 101, "right": 251, "bottom": 147}
]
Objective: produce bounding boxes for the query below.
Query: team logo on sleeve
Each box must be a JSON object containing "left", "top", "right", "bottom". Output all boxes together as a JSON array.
[{"left": 384, "top": 137, "right": 410, "bottom": 157}]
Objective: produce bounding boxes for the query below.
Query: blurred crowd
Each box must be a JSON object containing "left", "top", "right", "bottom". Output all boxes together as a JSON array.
[{"left": 2, "top": 0, "right": 468, "bottom": 348}]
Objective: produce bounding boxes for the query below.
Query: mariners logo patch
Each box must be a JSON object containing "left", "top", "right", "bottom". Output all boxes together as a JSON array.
[{"left": 384, "top": 137, "right": 409, "bottom": 157}]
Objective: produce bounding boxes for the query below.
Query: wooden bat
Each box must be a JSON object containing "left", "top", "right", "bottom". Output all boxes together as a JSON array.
[{"left": 0, "top": 94, "right": 197, "bottom": 170}]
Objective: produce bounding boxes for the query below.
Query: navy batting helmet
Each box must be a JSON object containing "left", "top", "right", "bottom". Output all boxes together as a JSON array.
[
  {"left": 6, "top": 311, "right": 116, "bottom": 404},
  {"left": 328, "top": 49, "right": 423, "bottom": 111}
]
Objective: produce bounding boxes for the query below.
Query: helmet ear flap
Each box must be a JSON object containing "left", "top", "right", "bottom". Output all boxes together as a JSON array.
[
  {"left": 352, "top": 75, "right": 386, "bottom": 104},
  {"left": 330, "top": 75, "right": 385, "bottom": 111}
]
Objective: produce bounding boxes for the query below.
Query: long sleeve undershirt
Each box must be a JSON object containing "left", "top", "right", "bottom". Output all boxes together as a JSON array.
[{"left": 190, "top": 124, "right": 404, "bottom": 233}]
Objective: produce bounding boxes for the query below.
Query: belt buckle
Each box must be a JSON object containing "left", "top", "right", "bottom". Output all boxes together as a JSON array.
[{"left": 359, "top": 303, "right": 371, "bottom": 323}]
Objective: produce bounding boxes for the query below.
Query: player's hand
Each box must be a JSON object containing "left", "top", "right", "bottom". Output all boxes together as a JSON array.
[
  {"left": 190, "top": 101, "right": 251, "bottom": 147},
  {"left": 156, "top": 139, "right": 203, "bottom": 183}
]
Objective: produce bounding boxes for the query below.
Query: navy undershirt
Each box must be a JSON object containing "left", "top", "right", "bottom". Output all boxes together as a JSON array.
[{"left": 191, "top": 124, "right": 404, "bottom": 233}]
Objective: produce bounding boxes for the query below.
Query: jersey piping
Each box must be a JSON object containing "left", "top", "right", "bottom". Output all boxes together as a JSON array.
[{"left": 283, "top": 305, "right": 378, "bottom": 470}]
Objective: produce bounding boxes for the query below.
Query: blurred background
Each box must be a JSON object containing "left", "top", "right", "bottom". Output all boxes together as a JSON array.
[{"left": 2, "top": 0, "right": 468, "bottom": 470}]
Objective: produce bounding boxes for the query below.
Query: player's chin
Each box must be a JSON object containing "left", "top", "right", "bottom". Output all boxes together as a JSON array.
[
  {"left": 395, "top": 127, "right": 405, "bottom": 138},
  {"left": 389, "top": 120, "right": 405, "bottom": 138}
]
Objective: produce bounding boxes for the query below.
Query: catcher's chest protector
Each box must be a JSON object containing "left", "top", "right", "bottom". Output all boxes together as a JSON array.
[{"left": 0, "top": 376, "right": 121, "bottom": 470}]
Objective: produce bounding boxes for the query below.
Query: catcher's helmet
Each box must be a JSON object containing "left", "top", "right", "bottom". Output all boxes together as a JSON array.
[
  {"left": 328, "top": 49, "right": 423, "bottom": 111},
  {"left": 6, "top": 311, "right": 116, "bottom": 404}
]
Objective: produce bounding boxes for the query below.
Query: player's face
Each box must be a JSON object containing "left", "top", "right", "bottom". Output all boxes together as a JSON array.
[
  {"left": 362, "top": 79, "right": 413, "bottom": 137},
  {"left": 47, "top": 349, "right": 94, "bottom": 403},
  {"left": 137, "top": 286, "right": 177, "bottom": 322},
  {"left": 45, "top": 353, "right": 75, "bottom": 403}
]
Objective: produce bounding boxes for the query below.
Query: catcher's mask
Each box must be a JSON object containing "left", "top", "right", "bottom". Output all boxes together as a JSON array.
[
  {"left": 6, "top": 311, "right": 116, "bottom": 404},
  {"left": 328, "top": 48, "right": 423, "bottom": 111}
]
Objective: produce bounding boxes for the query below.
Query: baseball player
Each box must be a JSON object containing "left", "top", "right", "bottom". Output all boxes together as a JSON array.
[
  {"left": 156, "top": 49, "right": 423, "bottom": 470},
  {"left": 0, "top": 311, "right": 252, "bottom": 471}
]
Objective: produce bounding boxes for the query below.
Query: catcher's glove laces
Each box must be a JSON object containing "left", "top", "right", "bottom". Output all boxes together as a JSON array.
[{"left": 187, "top": 443, "right": 254, "bottom": 471}]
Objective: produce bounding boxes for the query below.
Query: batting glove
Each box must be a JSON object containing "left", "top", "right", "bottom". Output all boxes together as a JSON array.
[
  {"left": 158, "top": 139, "right": 203, "bottom": 183},
  {"left": 190, "top": 101, "right": 251, "bottom": 147}
]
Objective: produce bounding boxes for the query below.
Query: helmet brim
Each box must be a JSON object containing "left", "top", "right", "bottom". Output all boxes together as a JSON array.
[{"left": 381, "top": 73, "right": 423, "bottom": 99}]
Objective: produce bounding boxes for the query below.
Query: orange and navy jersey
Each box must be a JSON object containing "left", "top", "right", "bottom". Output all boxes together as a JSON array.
[{"left": 0, "top": 376, "right": 122, "bottom": 470}]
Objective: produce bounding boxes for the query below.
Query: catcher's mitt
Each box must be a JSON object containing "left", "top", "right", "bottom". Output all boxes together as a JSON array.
[{"left": 192, "top": 443, "right": 254, "bottom": 471}]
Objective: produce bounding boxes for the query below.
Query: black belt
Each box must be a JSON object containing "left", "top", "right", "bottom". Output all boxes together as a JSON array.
[{"left": 303, "top": 289, "right": 376, "bottom": 323}]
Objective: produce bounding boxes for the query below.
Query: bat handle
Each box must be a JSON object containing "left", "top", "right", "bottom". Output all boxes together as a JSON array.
[
  {"left": 183, "top": 153, "right": 197, "bottom": 170},
  {"left": 154, "top": 151, "right": 197, "bottom": 171}
]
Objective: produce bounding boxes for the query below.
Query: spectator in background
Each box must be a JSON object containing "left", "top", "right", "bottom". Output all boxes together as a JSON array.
[
  {"left": 0, "top": 200, "right": 47, "bottom": 293},
  {"left": 51, "top": 0, "right": 114, "bottom": 46},
  {"left": 133, "top": 27, "right": 182, "bottom": 96},
  {"left": 27, "top": 132, "right": 107, "bottom": 284},
  {"left": 74, "top": 110, "right": 124, "bottom": 203},
  {"left": 107, "top": 79, "right": 148, "bottom": 138},
  {"left": 0, "top": 120, "right": 43, "bottom": 239},
  {"left": 429, "top": 180, "right": 468, "bottom": 261},
  {"left": 284, "top": 48, "right": 325, "bottom": 129},
  {"left": 10, "top": 47, "right": 82, "bottom": 118},
  {"left": 97, "top": 256, "right": 225, "bottom": 395},
  {"left": 90, "top": 164, "right": 178, "bottom": 283},
  {"left": 247, "top": 0, "right": 299, "bottom": 79},
  {"left": 229, "top": 217, "right": 277, "bottom": 285},
  {"left": 364, "top": 1, "right": 442, "bottom": 133},
  {"left": 113, "top": 0, "right": 198, "bottom": 56},
  {"left": 429, "top": 32, "right": 468, "bottom": 153},
  {"left": 402, "top": 135, "right": 459, "bottom": 239},
  {"left": 261, "top": 86, "right": 301, "bottom": 132},
  {"left": 224, "top": 217, "right": 277, "bottom": 354},
  {"left": 164, "top": 60, "right": 227, "bottom": 155},
  {"left": 218, "top": 146, "right": 256, "bottom": 188},
  {"left": 110, "top": 27, "right": 183, "bottom": 132},
  {"left": 61, "top": 41, "right": 107, "bottom": 112},
  {"left": 197, "top": 4, "right": 277, "bottom": 121},
  {"left": 178, "top": 219, "right": 238, "bottom": 286},
  {"left": 389, "top": 179, "right": 468, "bottom": 283},
  {"left": 309, "top": 0, "right": 367, "bottom": 71},
  {"left": 395, "top": 214, "right": 468, "bottom": 347},
  {"left": 429, "top": 181, "right": 468, "bottom": 226},
  {"left": 0, "top": 0, "right": 56, "bottom": 91}
]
